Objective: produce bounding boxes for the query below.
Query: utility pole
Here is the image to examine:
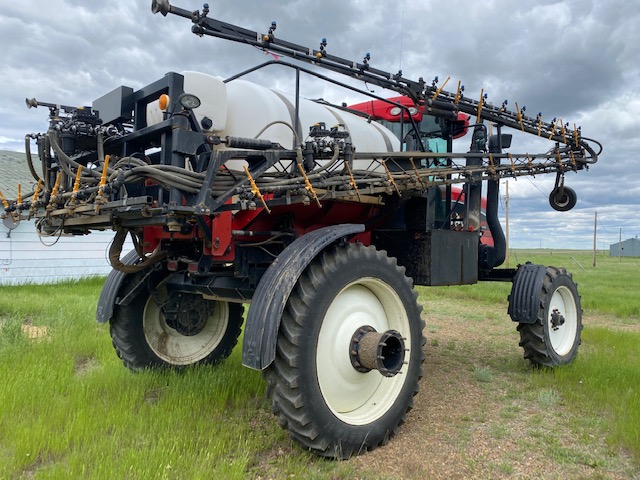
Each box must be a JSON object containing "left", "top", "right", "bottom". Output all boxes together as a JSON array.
[
  {"left": 593, "top": 211, "right": 597, "bottom": 267},
  {"left": 505, "top": 180, "right": 509, "bottom": 268},
  {"left": 619, "top": 227, "right": 622, "bottom": 261}
]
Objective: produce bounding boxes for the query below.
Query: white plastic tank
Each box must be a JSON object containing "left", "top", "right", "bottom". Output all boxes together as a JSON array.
[
  {"left": 147, "top": 71, "right": 400, "bottom": 171},
  {"left": 147, "top": 71, "right": 228, "bottom": 132}
]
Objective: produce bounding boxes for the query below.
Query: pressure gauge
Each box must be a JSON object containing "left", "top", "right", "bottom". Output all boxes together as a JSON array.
[{"left": 178, "top": 93, "right": 201, "bottom": 110}]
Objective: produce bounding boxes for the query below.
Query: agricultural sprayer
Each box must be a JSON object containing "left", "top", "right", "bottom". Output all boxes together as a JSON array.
[{"left": 0, "top": 0, "right": 602, "bottom": 458}]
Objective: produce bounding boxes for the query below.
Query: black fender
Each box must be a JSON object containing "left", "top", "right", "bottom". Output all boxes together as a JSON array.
[
  {"left": 242, "top": 224, "right": 365, "bottom": 370},
  {"left": 507, "top": 263, "right": 547, "bottom": 324},
  {"left": 96, "top": 250, "right": 141, "bottom": 323}
]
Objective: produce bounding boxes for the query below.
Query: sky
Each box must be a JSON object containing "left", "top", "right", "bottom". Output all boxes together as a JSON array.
[{"left": 0, "top": 0, "right": 639, "bottom": 250}]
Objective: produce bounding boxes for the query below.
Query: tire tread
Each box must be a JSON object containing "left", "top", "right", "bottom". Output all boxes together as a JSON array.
[
  {"left": 109, "top": 268, "right": 244, "bottom": 371},
  {"left": 263, "top": 243, "right": 425, "bottom": 458},
  {"left": 517, "top": 266, "right": 583, "bottom": 367}
]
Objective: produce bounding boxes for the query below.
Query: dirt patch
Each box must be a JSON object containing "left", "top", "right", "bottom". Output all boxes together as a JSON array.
[
  {"left": 73, "top": 355, "right": 100, "bottom": 377},
  {"left": 20, "top": 453, "right": 57, "bottom": 479},
  {"left": 349, "top": 301, "right": 639, "bottom": 479},
  {"left": 21, "top": 319, "right": 48, "bottom": 340},
  {"left": 143, "top": 387, "right": 168, "bottom": 405}
]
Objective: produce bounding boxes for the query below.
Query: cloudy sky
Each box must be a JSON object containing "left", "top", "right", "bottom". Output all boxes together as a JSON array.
[{"left": 1, "top": 0, "right": 639, "bottom": 250}]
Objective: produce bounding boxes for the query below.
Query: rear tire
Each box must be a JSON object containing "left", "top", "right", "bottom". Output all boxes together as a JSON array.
[
  {"left": 264, "top": 243, "right": 425, "bottom": 458},
  {"left": 517, "top": 266, "right": 582, "bottom": 367},
  {"left": 110, "top": 267, "right": 244, "bottom": 371}
]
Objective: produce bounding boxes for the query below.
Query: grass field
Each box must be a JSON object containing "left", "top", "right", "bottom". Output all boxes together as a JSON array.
[{"left": 0, "top": 250, "right": 638, "bottom": 478}]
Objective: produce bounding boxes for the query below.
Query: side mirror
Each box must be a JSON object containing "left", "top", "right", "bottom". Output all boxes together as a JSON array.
[
  {"left": 444, "top": 118, "right": 468, "bottom": 139},
  {"left": 488, "top": 133, "right": 513, "bottom": 150}
]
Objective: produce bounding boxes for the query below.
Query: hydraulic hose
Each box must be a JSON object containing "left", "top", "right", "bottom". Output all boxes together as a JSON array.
[
  {"left": 108, "top": 228, "right": 166, "bottom": 273},
  {"left": 37, "top": 136, "right": 47, "bottom": 183},
  {"left": 226, "top": 136, "right": 275, "bottom": 150},
  {"left": 24, "top": 136, "right": 43, "bottom": 183},
  {"left": 579, "top": 137, "right": 601, "bottom": 164},
  {"left": 48, "top": 130, "right": 101, "bottom": 184},
  {"left": 310, "top": 144, "right": 341, "bottom": 174},
  {"left": 253, "top": 120, "right": 301, "bottom": 146}
]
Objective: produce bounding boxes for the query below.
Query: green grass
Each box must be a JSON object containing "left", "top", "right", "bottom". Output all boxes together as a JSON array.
[
  {"left": 534, "top": 327, "right": 640, "bottom": 461},
  {"left": 0, "top": 279, "right": 357, "bottom": 479},
  {"left": 1, "top": 249, "right": 639, "bottom": 477},
  {"left": 423, "top": 250, "right": 640, "bottom": 321},
  {"left": 472, "top": 366, "right": 492, "bottom": 383},
  {"left": 537, "top": 388, "right": 560, "bottom": 407}
]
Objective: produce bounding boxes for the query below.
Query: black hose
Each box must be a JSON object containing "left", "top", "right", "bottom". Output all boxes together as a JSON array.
[
  {"left": 43, "top": 136, "right": 52, "bottom": 187},
  {"left": 37, "top": 136, "right": 50, "bottom": 190},
  {"left": 479, "top": 136, "right": 506, "bottom": 271},
  {"left": 581, "top": 137, "right": 603, "bottom": 156},
  {"left": 24, "top": 136, "right": 43, "bottom": 183},
  {"left": 128, "top": 166, "right": 203, "bottom": 192},
  {"left": 226, "top": 136, "right": 275, "bottom": 150},
  {"left": 481, "top": 177, "right": 506, "bottom": 270},
  {"left": 48, "top": 131, "right": 100, "bottom": 183},
  {"left": 108, "top": 228, "right": 166, "bottom": 273},
  {"left": 578, "top": 137, "right": 601, "bottom": 164}
]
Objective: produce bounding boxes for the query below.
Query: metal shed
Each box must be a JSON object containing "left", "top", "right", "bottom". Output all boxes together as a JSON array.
[{"left": 609, "top": 237, "right": 640, "bottom": 257}]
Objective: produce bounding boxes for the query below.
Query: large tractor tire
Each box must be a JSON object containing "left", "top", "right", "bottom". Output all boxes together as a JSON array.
[
  {"left": 110, "top": 266, "right": 244, "bottom": 371},
  {"left": 517, "top": 266, "right": 582, "bottom": 367},
  {"left": 264, "top": 243, "right": 425, "bottom": 459}
]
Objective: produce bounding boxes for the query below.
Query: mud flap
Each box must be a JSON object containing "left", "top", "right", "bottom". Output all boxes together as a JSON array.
[
  {"left": 242, "top": 224, "right": 365, "bottom": 370},
  {"left": 96, "top": 250, "right": 141, "bottom": 323},
  {"left": 507, "top": 263, "right": 547, "bottom": 324}
]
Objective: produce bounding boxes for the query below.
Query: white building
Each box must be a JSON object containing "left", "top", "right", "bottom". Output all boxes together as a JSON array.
[{"left": 0, "top": 150, "right": 129, "bottom": 285}]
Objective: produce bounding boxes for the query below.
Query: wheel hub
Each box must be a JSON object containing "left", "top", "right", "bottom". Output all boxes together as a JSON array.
[
  {"left": 550, "top": 308, "right": 565, "bottom": 331},
  {"left": 164, "top": 294, "right": 210, "bottom": 336},
  {"left": 349, "top": 325, "right": 406, "bottom": 377}
]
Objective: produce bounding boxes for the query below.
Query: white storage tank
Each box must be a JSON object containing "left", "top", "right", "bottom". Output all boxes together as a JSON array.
[
  {"left": 147, "top": 71, "right": 400, "bottom": 170},
  {"left": 147, "top": 71, "right": 228, "bottom": 132}
]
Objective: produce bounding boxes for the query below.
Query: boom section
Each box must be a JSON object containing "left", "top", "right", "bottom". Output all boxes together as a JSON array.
[{"left": 153, "top": 0, "right": 599, "bottom": 163}]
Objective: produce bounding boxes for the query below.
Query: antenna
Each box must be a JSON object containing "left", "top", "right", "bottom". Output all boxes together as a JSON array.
[{"left": 398, "top": 0, "right": 405, "bottom": 75}]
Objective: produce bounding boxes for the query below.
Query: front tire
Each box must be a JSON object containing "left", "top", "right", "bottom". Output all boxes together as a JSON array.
[
  {"left": 517, "top": 266, "right": 582, "bottom": 366},
  {"left": 110, "top": 266, "right": 244, "bottom": 371},
  {"left": 264, "top": 243, "right": 425, "bottom": 458}
]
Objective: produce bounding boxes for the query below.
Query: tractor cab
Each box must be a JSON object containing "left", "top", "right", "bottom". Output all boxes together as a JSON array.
[{"left": 349, "top": 95, "right": 469, "bottom": 153}]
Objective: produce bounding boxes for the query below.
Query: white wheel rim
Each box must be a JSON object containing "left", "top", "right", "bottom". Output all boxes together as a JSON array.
[
  {"left": 316, "top": 278, "right": 411, "bottom": 425},
  {"left": 548, "top": 286, "right": 578, "bottom": 356},
  {"left": 143, "top": 295, "right": 229, "bottom": 365}
]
